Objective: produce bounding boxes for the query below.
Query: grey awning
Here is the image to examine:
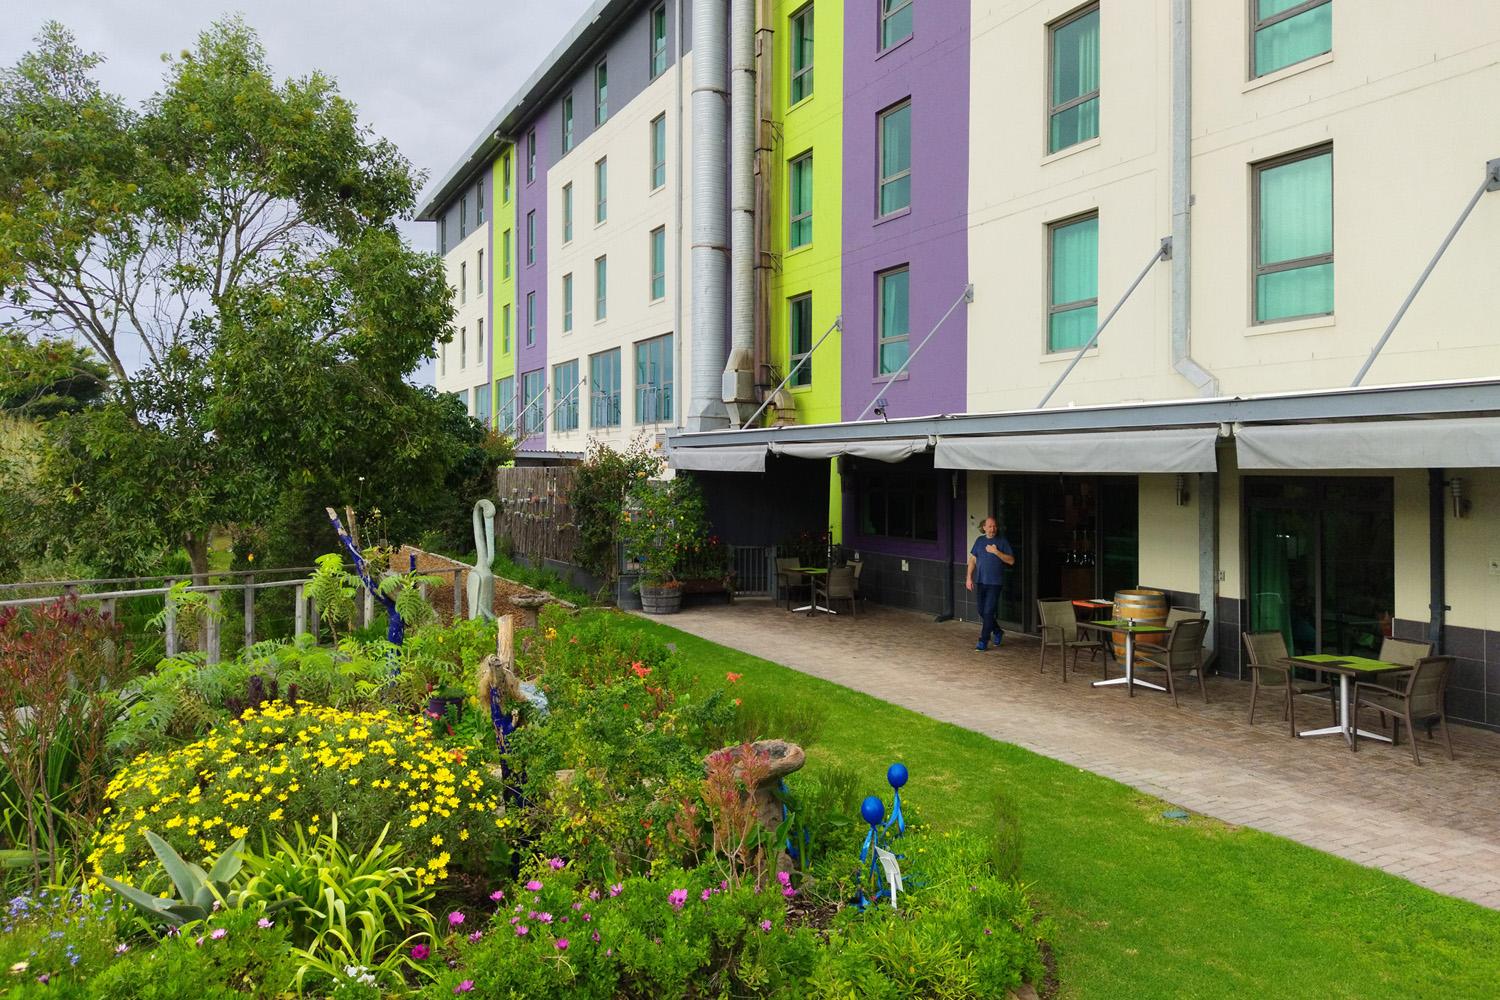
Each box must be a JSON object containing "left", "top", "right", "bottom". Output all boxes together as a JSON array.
[
  {"left": 668, "top": 444, "right": 767, "bottom": 473},
  {"left": 768, "top": 438, "right": 931, "bottom": 463},
  {"left": 1235, "top": 417, "right": 1500, "bottom": 469},
  {"left": 935, "top": 427, "right": 1220, "bottom": 473}
]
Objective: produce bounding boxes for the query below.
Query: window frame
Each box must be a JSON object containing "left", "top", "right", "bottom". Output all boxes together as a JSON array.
[
  {"left": 496, "top": 375, "right": 515, "bottom": 433},
  {"left": 460, "top": 194, "right": 468, "bottom": 239},
  {"left": 876, "top": 265, "right": 911, "bottom": 376},
  {"left": 877, "top": 99, "right": 912, "bottom": 217},
  {"left": 790, "top": 4, "right": 814, "bottom": 104},
  {"left": 526, "top": 210, "right": 536, "bottom": 266},
  {"left": 477, "top": 179, "right": 485, "bottom": 223},
  {"left": 634, "top": 332, "right": 674, "bottom": 423},
  {"left": 1249, "top": 0, "right": 1332, "bottom": 79},
  {"left": 553, "top": 359, "right": 580, "bottom": 432},
  {"left": 650, "top": 227, "right": 667, "bottom": 301},
  {"left": 1046, "top": 2, "right": 1101, "bottom": 155},
  {"left": 527, "top": 130, "right": 536, "bottom": 183},
  {"left": 459, "top": 324, "right": 467, "bottom": 368},
  {"left": 650, "top": 3, "right": 668, "bottom": 79},
  {"left": 502, "top": 303, "right": 511, "bottom": 352},
  {"left": 440, "top": 338, "right": 447, "bottom": 377},
  {"left": 477, "top": 316, "right": 484, "bottom": 357},
  {"left": 477, "top": 249, "right": 484, "bottom": 293},
  {"left": 439, "top": 215, "right": 448, "bottom": 254},
  {"left": 858, "top": 467, "right": 939, "bottom": 542},
  {"left": 880, "top": 0, "right": 913, "bottom": 51},
  {"left": 502, "top": 228, "right": 511, "bottom": 278},
  {"left": 502, "top": 151, "right": 511, "bottom": 203},
  {"left": 594, "top": 255, "right": 608, "bottom": 321},
  {"left": 589, "top": 347, "right": 623, "bottom": 428},
  {"left": 789, "top": 293, "right": 813, "bottom": 387},
  {"left": 1046, "top": 210, "right": 1100, "bottom": 353},
  {"left": 595, "top": 157, "right": 608, "bottom": 224},
  {"left": 520, "top": 369, "right": 545, "bottom": 435},
  {"left": 595, "top": 60, "right": 609, "bottom": 126},
  {"left": 459, "top": 261, "right": 467, "bottom": 304},
  {"left": 562, "top": 272, "right": 574, "bottom": 332},
  {"left": 525, "top": 291, "right": 536, "bottom": 347},
  {"left": 562, "top": 93, "right": 575, "bottom": 153},
  {"left": 562, "top": 184, "right": 574, "bottom": 243},
  {"left": 650, "top": 115, "right": 667, "bottom": 190},
  {"left": 788, "top": 151, "right": 813, "bottom": 250},
  {"left": 1251, "top": 143, "right": 1334, "bottom": 325}
]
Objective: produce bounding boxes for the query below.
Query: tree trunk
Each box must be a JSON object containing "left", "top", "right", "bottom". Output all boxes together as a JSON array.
[{"left": 184, "top": 531, "right": 212, "bottom": 586}]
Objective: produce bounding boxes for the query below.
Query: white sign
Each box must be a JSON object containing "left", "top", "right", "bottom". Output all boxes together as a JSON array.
[{"left": 875, "top": 846, "right": 904, "bottom": 910}]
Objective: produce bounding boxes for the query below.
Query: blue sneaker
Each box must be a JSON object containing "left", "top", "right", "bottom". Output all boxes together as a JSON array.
[
  {"left": 975, "top": 641, "right": 988, "bottom": 652},
  {"left": 991, "top": 632, "right": 1004, "bottom": 647}
]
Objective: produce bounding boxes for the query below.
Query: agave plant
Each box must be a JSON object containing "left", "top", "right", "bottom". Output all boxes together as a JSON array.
[{"left": 99, "top": 830, "right": 254, "bottom": 926}]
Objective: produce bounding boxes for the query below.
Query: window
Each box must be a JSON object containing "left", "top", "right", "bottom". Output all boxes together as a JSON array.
[
  {"left": 502, "top": 229, "right": 511, "bottom": 277},
  {"left": 440, "top": 339, "right": 447, "bottom": 377},
  {"left": 562, "top": 93, "right": 575, "bottom": 153},
  {"left": 460, "top": 194, "right": 468, "bottom": 239},
  {"left": 562, "top": 273, "right": 574, "bottom": 332},
  {"left": 650, "top": 115, "right": 667, "bottom": 189},
  {"left": 1254, "top": 146, "right": 1333, "bottom": 323},
  {"left": 526, "top": 211, "right": 536, "bottom": 265},
  {"left": 651, "top": 4, "right": 668, "bottom": 78},
  {"left": 477, "top": 317, "right": 484, "bottom": 358},
  {"left": 553, "top": 359, "right": 580, "bottom": 432},
  {"left": 881, "top": 0, "right": 912, "bottom": 50},
  {"left": 527, "top": 129, "right": 536, "bottom": 183},
  {"left": 789, "top": 152, "right": 813, "bottom": 249},
  {"left": 877, "top": 267, "right": 909, "bottom": 374},
  {"left": 460, "top": 261, "right": 467, "bottom": 304},
  {"left": 520, "top": 369, "right": 545, "bottom": 435},
  {"left": 789, "top": 293, "right": 813, "bottom": 386},
  {"left": 477, "top": 179, "right": 485, "bottom": 223},
  {"left": 635, "top": 333, "right": 674, "bottom": 423},
  {"left": 477, "top": 249, "right": 484, "bottom": 292},
  {"left": 1252, "top": 0, "right": 1331, "bottom": 78},
  {"left": 790, "top": 5, "right": 814, "bottom": 103},
  {"left": 878, "top": 100, "right": 911, "bottom": 216},
  {"left": 439, "top": 216, "right": 448, "bottom": 254},
  {"left": 650, "top": 227, "right": 666, "bottom": 300},
  {"left": 497, "top": 376, "right": 515, "bottom": 433},
  {"left": 459, "top": 324, "right": 467, "bottom": 368},
  {"left": 502, "top": 303, "right": 511, "bottom": 352},
  {"left": 594, "top": 256, "right": 608, "bottom": 320},
  {"left": 476, "top": 382, "right": 492, "bottom": 425},
  {"left": 502, "top": 152, "right": 511, "bottom": 203},
  {"left": 469, "top": 386, "right": 478, "bottom": 416},
  {"left": 1048, "top": 213, "right": 1098, "bottom": 351},
  {"left": 562, "top": 184, "right": 574, "bottom": 242},
  {"left": 595, "top": 61, "right": 609, "bottom": 125},
  {"left": 590, "top": 348, "right": 622, "bottom": 427},
  {"left": 526, "top": 291, "right": 536, "bottom": 346},
  {"left": 595, "top": 158, "right": 608, "bottom": 223},
  {"left": 859, "top": 468, "right": 938, "bottom": 541},
  {"left": 1048, "top": 4, "right": 1100, "bottom": 154}
]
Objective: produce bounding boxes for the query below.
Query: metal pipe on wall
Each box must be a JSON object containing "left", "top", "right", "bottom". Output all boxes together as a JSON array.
[
  {"left": 688, "top": 0, "right": 730, "bottom": 430},
  {"left": 672, "top": 0, "right": 685, "bottom": 430},
  {"left": 723, "top": 0, "right": 758, "bottom": 426},
  {"left": 1170, "top": 0, "right": 1217, "bottom": 398}
]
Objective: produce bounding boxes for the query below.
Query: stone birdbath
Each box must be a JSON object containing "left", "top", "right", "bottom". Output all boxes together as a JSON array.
[
  {"left": 706, "top": 739, "right": 806, "bottom": 871},
  {"left": 511, "top": 593, "right": 550, "bottom": 629}
]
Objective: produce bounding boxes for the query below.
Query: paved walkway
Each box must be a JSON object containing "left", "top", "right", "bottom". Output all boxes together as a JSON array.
[{"left": 657, "top": 599, "right": 1500, "bottom": 910}]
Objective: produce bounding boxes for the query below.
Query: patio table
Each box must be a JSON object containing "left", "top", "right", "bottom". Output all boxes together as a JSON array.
[
  {"left": 1075, "top": 619, "right": 1171, "bottom": 696},
  {"left": 1288, "top": 654, "right": 1408, "bottom": 748},
  {"left": 789, "top": 567, "right": 832, "bottom": 616}
]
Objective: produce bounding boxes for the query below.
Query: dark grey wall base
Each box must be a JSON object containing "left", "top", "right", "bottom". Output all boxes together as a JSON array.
[
  {"left": 1393, "top": 618, "right": 1499, "bottom": 731},
  {"left": 855, "top": 551, "right": 952, "bottom": 618}
]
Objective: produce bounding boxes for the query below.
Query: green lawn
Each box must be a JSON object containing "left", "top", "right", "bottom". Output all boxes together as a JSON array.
[{"left": 617, "top": 612, "right": 1500, "bottom": 999}]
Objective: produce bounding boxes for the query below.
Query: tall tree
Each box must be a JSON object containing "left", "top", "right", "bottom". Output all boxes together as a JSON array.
[{"left": 0, "top": 20, "right": 481, "bottom": 578}]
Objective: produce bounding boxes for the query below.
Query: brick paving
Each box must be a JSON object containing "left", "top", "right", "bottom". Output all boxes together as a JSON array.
[{"left": 655, "top": 599, "right": 1500, "bottom": 910}]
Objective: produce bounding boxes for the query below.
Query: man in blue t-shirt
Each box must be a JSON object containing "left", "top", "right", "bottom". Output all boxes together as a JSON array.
[{"left": 966, "top": 516, "right": 1016, "bottom": 651}]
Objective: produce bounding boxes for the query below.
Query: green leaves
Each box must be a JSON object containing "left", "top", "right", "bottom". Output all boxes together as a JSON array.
[{"left": 100, "top": 831, "right": 247, "bottom": 927}]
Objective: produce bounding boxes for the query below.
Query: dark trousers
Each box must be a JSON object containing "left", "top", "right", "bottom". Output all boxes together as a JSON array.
[{"left": 976, "top": 584, "right": 1004, "bottom": 644}]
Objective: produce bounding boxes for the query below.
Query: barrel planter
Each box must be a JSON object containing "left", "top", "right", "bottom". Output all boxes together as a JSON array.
[
  {"left": 1112, "top": 589, "right": 1167, "bottom": 659},
  {"left": 640, "top": 584, "right": 683, "bottom": 615}
]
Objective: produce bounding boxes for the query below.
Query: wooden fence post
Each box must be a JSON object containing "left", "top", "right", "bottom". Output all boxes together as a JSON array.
[
  {"left": 164, "top": 578, "right": 178, "bottom": 657},
  {"left": 363, "top": 589, "right": 374, "bottom": 630},
  {"left": 99, "top": 597, "right": 117, "bottom": 622},
  {"left": 453, "top": 568, "right": 464, "bottom": 620},
  {"left": 243, "top": 576, "right": 255, "bottom": 650},
  {"left": 205, "top": 590, "right": 222, "bottom": 664},
  {"left": 294, "top": 583, "right": 306, "bottom": 639}
]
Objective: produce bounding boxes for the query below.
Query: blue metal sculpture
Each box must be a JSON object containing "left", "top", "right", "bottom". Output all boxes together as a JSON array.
[
  {"left": 324, "top": 507, "right": 404, "bottom": 646},
  {"left": 885, "top": 762, "right": 908, "bottom": 835}
]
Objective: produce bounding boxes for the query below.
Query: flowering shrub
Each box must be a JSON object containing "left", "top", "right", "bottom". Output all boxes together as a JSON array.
[{"left": 91, "top": 702, "right": 506, "bottom": 893}]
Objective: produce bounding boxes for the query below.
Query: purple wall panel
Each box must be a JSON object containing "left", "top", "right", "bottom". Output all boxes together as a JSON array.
[{"left": 840, "top": 3, "right": 970, "bottom": 424}]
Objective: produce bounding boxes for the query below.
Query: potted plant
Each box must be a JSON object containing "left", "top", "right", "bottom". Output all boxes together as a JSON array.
[{"left": 619, "top": 471, "right": 710, "bottom": 615}]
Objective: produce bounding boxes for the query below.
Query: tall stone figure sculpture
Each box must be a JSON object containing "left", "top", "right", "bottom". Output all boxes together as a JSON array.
[{"left": 467, "top": 499, "right": 497, "bottom": 621}]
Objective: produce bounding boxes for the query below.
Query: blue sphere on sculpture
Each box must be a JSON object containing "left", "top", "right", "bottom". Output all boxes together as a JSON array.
[
  {"left": 860, "top": 795, "right": 885, "bottom": 826},
  {"left": 887, "top": 762, "right": 908, "bottom": 790}
]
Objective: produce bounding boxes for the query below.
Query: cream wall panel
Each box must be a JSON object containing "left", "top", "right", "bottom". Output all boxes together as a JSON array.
[
  {"left": 1443, "top": 468, "right": 1500, "bottom": 632},
  {"left": 1392, "top": 470, "right": 1432, "bottom": 625},
  {"left": 435, "top": 224, "right": 492, "bottom": 405},
  {"left": 1138, "top": 474, "right": 1199, "bottom": 594}
]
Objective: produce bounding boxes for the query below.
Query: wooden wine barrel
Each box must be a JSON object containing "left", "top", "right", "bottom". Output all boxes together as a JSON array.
[{"left": 1112, "top": 589, "right": 1167, "bottom": 659}]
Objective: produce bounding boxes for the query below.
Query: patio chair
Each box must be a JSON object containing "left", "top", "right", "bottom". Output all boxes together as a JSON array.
[
  {"left": 815, "top": 566, "right": 857, "bottom": 617},
  {"left": 1353, "top": 655, "right": 1455, "bottom": 764},
  {"left": 1377, "top": 636, "right": 1432, "bottom": 670},
  {"left": 1242, "top": 631, "right": 1336, "bottom": 737},
  {"left": 1037, "top": 599, "right": 1099, "bottom": 682},
  {"left": 775, "top": 558, "right": 809, "bottom": 611},
  {"left": 1133, "top": 617, "right": 1210, "bottom": 707}
]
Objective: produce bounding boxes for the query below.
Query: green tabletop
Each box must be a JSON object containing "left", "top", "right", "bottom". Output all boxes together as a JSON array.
[
  {"left": 1289, "top": 654, "right": 1408, "bottom": 674},
  {"left": 791, "top": 567, "right": 828, "bottom": 575},
  {"left": 1087, "top": 620, "right": 1170, "bottom": 632}
]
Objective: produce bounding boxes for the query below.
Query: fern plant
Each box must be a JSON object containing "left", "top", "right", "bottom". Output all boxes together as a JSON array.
[{"left": 306, "top": 553, "right": 361, "bottom": 640}]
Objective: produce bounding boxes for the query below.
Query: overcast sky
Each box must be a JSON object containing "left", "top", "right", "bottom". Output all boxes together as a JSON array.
[{"left": 0, "top": 0, "right": 593, "bottom": 383}]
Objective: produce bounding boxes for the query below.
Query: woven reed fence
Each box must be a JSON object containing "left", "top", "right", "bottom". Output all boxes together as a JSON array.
[{"left": 494, "top": 466, "right": 579, "bottom": 565}]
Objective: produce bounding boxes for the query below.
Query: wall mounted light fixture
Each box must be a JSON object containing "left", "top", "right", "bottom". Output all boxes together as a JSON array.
[
  {"left": 1175, "top": 473, "right": 1190, "bottom": 507},
  {"left": 1448, "top": 476, "right": 1471, "bottom": 518}
]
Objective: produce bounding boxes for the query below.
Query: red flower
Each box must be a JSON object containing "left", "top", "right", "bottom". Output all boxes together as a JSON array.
[
  {"left": 725, "top": 672, "right": 741, "bottom": 684},
  {"left": 631, "top": 662, "right": 651, "bottom": 678}
]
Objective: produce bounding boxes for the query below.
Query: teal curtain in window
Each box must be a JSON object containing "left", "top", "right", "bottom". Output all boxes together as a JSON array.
[
  {"left": 1257, "top": 151, "right": 1332, "bottom": 321},
  {"left": 790, "top": 295, "right": 812, "bottom": 386},
  {"left": 651, "top": 118, "right": 667, "bottom": 188},
  {"left": 650, "top": 230, "right": 666, "bottom": 300},
  {"left": 1248, "top": 510, "right": 1294, "bottom": 653},
  {"left": 880, "top": 103, "right": 911, "bottom": 215},
  {"left": 553, "top": 360, "right": 579, "bottom": 432},
  {"left": 878, "top": 269, "right": 909, "bottom": 375},
  {"left": 1255, "top": 0, "right": 1331, "bottom": 77},
  {"left": 497, "top": 377, "right": 514, "bottom": 432},
  {"left": 635, "top": 335, "right": 673, "bottom": 422},
  {"left": 791, "top": 8, "right": 814, "bottom": 103},
  {"left": 1049, "top": 216, "right": 1098, "bottom": 351},
  {"left": 590, "top": 350, "right": 621, "bottom": 427},
  {"left": 790, "top": 155, "right": 813, "bottom": 248},
  {"left": 1050, "top": 9, "right": 1100, "bottom": 152},
  {"left": 881, "top": 0, "right": 912, "bottom": 50}
]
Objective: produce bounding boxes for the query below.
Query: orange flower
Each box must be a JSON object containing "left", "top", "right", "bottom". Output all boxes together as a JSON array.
[
  {"left": 733, "top": 698, "right": 742, "bottom": 707},
  {"left": 725, "top": 672, "right": 741, "bottom": 684},
  {"left": 631, "top": 662, "right": 651, "bottom": 678}
]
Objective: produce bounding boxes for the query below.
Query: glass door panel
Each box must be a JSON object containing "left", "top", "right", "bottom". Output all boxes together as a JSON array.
[
  {"left": 1247, "top": 506, "right": 1317, "bottom": 655},
  {"left": 991, "top": 477, "right": 1029, "bottom": 629}
]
